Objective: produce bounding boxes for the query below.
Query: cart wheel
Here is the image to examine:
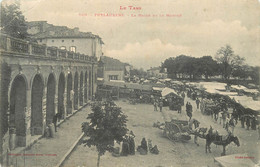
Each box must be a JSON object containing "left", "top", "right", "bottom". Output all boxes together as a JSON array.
[{"left": 164, "top": 123, "right": 181, "bottom": 142}]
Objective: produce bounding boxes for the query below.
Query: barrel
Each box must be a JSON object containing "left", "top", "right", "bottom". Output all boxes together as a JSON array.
[
  {"left": 48, "top": 123, "right": 55, "bottom": 138},
  {"left": 9, "top": 128, "right": 16, "bottom": 150}
]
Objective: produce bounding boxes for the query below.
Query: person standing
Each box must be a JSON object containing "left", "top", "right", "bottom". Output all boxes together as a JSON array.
[
  {"left": 218, "top": 111, "right": 223, "bottom": 125},
  {"left": 181, "top": 92, "right": 185, "bottom": 99},
  {"left": 159, "top": 100, "right": 163, "bottom": 112},
  {"left": 128, "top": 131, "right": 135, "bottom": 155},
  {"left": 153, "top": 100, "right": 158, "bottom": 112},
  {"left": 189, "top": 102, "right": 193, "bottom": 120},
  {"left": 141, "top": 138, "right": 148, "bottom": 153},
  {"left": 186, "top": 102, "right": 189, "bottom": 111},
  {"left": 222, "top": 111, "right": 227, "bottom": 128},
  {"left": 177, "top": 103, "right": 182, "bottom": 114},
  {"left": 229, "top": 117, "right": 235, "bottom": 134},
  {"left": 241, "top": 116, "right": 245, "bottom": 128},
  {"left": 186, "top": 102, "right": 192, "bottom": 121},
  {"left": 251, "top": 116, "right": 257, "bottom": 130},
  {"left": 225, "top": 115, "right": 230, "bottom": 132},
  {"left": 246, "top": 117, "right": 251, "bottom": 130},
  {"left": 52, "top": 112, "right": 61, "bottom": 132},
  {"left": 258, "top": 124, "right": 260, "bottom": 140},
  {"left": 121, "top": 136, "right": 130, "bottom": 156},
  {"left": 196, "top": 98, "right": 200, "bottom": 109}
]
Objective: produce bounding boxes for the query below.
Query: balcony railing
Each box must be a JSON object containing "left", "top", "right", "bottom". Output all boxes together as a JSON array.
[
  {"left": 10, "top": 38, "right": 29, "bottom": 53},
  {"left": 0, "top": 33, "right": 97, "bottom": 63},
  {"left": 0, "top": 35, "right": 7, "bottom": 50},
  {"left": 47, "top": 47, "right": 57, "bottom": 57},
  {"left": 32, "top": 44, "right": 46, "bottom": 56},
  {"left": 58, "top": 49, "right": 66, "bottom": 58},
  {"left": 68, "top": 52, "right": 74, "bottom": 59}
]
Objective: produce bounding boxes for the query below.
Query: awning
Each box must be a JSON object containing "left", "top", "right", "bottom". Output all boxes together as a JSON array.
[
  {"left": 232, "top": 96, "right": 260, "bottom": 113},
  {"left": 152, "top": 87, "right": 164, "bottom": 91},
  {"left": 214, "top": 154, "right": 255, "bottom": 167},
  {"left": 164, "top": 78, "right": 172, "bottom": 82},
  {"left": 161, "top": 87, "right": 179, "bottom": 97},
  {"left": 231, "top": 85, "right": 247, "bottom": 90}
]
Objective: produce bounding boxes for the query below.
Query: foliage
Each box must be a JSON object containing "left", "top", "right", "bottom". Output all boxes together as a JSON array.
[
  {"left": 197, "top": 56, "right": 219, "bottom": 79},
  {"left": 161, "top": 55, "right": 219, "bottom": 80},
  {"left": 0, "top": 62, "right": 11, "bottom": 152},
  {"left": 249, "top": 66, "right": 260, "bottom": 84},
  {"left": 0, "top": 2, "right": 29, "bottom": 39},
  {"left": 215, "top": 45, "right": 245, "bottom": 81},
  {"left": 81, "top": 101, "right": 128, "bottom": 166},
  {"left": 130, "top": 68, "right": 147, "bottom": 78}
]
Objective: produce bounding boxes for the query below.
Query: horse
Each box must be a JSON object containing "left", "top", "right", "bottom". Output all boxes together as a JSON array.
[{"left": 205, "top": 133, "right": 240, "bottom": 156}]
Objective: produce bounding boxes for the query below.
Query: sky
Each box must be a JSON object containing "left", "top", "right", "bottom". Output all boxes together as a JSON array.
[{"left": 3, "top": 0, "right": 260, "bottom": 69}]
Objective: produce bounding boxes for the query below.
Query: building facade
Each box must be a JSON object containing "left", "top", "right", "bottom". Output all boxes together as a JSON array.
[
  {"left": 0, "top": 33, "right": 98, "bottom": 163},
  {"left": 98, "top": 56, "right": 125, "bottom": 81},
  {"left": 27, "top": 21, "right": 104, "bottom": 60}
]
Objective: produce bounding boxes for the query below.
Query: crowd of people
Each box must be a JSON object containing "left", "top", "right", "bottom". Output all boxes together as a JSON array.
[
  {"left": 185, "top": 87, "right": 260, "bottom": 140},
  {"left": 116, "top": 131, "right": 159, "bottom": 157},
  {"left": 153, "top": 98, "right": 164, "bottom": 112}
]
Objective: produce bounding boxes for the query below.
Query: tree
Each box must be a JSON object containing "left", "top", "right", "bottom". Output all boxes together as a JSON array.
[
  {"left": 0, "top": 62, "right": 11, "bottom": 158},
  {"left": 197, "top": 56, "right": 219, "bottom": 80},
  {"left": 248, "top": 66, "right": 260, "bottom": 84},
  {"left": 162, "top": 55, "right": 200, "bottom": 80},
  {"left": 215, "top": 45, "right": 245, "bottom": 81},
  {"left": 0, "top": 2, "right": 29, "bottom": 39},
  {"left": 81, "top": 101, "right": 128, "bottom": 167},
  {"left": 130, "top": 68, "right": 147, "bottom": 78}
]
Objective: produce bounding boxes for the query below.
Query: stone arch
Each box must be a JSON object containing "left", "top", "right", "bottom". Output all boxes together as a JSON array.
[
  {"left": 79, "top": 71, "right": 84, "bottom": 106},
  {"left": 74, "top": 71, "right": 79, "bottom": 110},
  {"left": 84, "top": 71, "right": 88, "bottom": 103},
  {"left": 9, "top": 75, "right": 27, "bottom": 147},
  {"left": 29, "top": 72, "right": 45, "bottom": 91},
  {"left": 46, "top": 73, "right": 56, "bottom": 125},
  {"left": 66, "top": 72, "right": 73, "bottom": 115},
  {"left": 58, "top": 72, "right": 65, "bottom": 118},
  {"left": 31, "top": 74, "right": 44, "bottom": 136}
]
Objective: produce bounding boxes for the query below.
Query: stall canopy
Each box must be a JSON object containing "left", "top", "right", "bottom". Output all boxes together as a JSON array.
[
  {"left": 161, "top": 87, "right": 179, "bottom": 97},
  {"left": 214, "top": 154, "right": 255, "bottom": 167},
  {"left": 152, "top": 87, "right": 164, "bottom": 91},
  {"left": 164, "top": 78, "right": 172, "bottom": 82},
  {"left": 232, "top": 96, "right": 260, "bottom": 114},
  {"left": 103, "top": 80, "right": 152, "bottom": 91},
  {"left": 231, "top": 85, "right": 247, "bottom": 90}
]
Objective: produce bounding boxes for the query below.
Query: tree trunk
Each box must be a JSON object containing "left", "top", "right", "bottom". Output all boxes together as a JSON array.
[{"left": 97, "top": 153, "right": 101, "bottom": 167}]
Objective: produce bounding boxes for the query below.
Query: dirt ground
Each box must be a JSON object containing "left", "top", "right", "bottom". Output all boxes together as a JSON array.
[{"left": 63, "top": 95, "right": 260, "bottom": 167}]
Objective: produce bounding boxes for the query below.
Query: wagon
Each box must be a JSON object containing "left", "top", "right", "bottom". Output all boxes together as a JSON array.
[{"left": 163, "top": 119, "right": 191, "bottom": 142}]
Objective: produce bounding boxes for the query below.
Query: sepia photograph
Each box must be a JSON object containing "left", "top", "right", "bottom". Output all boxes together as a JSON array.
[{"left": 0, "top": 0, "right": 260, "bottom": 166}]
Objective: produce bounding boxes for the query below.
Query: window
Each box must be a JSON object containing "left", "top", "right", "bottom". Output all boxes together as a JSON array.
[
  {"left": 62, "top": 40, "right": 64, "bottom": 42},
  {"left": 70, "top": 46, "right": 76, "bottom": 52},
  {"left": 109, "top": 75, "right": 118, "bottom": 81},
  {"left": 60, "top": 46, "right": 66, "bottom": 50}
]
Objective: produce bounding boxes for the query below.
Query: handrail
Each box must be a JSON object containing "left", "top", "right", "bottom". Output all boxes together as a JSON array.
[{"left": 0, "top": 33, "right": 97, "bottom": 63}]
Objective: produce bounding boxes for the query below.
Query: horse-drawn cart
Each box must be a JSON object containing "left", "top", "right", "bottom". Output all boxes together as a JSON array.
[{"left": 163, "top": 119, "right": 191, "bottom": 142}]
